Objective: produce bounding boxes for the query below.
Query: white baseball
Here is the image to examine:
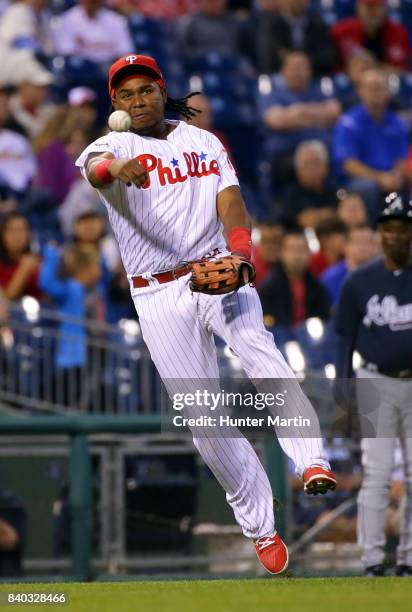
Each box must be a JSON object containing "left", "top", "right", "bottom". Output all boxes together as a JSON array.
[{"left": 108, "top": 110, "right": 132, "bottom": 132}]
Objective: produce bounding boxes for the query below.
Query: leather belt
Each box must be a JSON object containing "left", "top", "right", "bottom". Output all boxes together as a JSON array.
[
  {"left": 363, "top": 361, "right": 412, "bottom": 379},
  {"left": 132, "top": 264, "right": 192, "bottom": 288}
]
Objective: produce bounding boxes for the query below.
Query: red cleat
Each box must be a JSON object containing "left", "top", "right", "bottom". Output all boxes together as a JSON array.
[
  {"left": 255, "top": 532, "right": 289, "bottom": 575},
  {"left": 303, "top": 465, "right": 337, "bottom": 495}
]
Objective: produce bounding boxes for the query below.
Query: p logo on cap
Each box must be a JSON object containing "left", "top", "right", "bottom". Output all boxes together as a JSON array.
[{"left": 108, "top": 54, "right": 165, "bottom": 98}]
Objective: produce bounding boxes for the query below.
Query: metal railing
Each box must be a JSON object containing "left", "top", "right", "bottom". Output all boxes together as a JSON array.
[
  {"left": 0, "top": 301, "right": 161, "bottom": 414},
  {"left": 0, "top": 301, "right": 244, "bottom": 416}
]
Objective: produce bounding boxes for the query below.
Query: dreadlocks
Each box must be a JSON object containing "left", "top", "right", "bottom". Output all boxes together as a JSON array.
[
  {"left": 165, "top": 92, "right": 202, "bottom": 120},
  {"left": 107, "top": 91, "right": 202, "bottom": 124}
]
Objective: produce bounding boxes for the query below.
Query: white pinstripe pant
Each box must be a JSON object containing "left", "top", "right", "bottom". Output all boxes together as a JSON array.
[{"left": 131, "top": 274, "right": 329, "bottom": 539}]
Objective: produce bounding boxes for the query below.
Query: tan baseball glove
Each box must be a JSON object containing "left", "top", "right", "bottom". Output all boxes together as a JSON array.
[{"left": 190, "top": 255, "right": 256, "bottom": 295}]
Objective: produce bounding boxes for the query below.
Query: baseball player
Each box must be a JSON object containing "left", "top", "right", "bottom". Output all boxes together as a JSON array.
[
  {"left": 75, "top": 54, "right": 337, "bottom": 574},
  {"left": 335, "top": 192, "right": 412, "bottom": 576}
]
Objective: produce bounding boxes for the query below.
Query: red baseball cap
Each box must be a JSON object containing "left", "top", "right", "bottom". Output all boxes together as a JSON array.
[{"left": 108, "top": 54, "right": 165, "bottom": 98}]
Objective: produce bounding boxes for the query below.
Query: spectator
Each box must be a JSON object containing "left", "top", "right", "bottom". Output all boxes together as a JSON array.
[
  {"left": 0, "top": 518, "right": 18, "bottom": 554},
  {"left": 0, "top": 0, "right": 50, "bottom": 56},
  {"left": 0, "top": 87, "right": 26, "bottom": 136},
  {"left": 332, "top": 0, "right": 411, "bottom": 73},
  {"left": 71, "top": 209, "right": 128, "bottom": 321},
  {"left": 237, "top": 0, "right": 281, "bottom": 72},
  {"left": 58, "top": 179, "right": 103, "bottom": 239},
  {"left": 0, "top": 489, "right": 26, "bottom": 577},
  {"left": 53, "top": 0, "right": 133, "bottom": 64},
  {"left": 337, "top": 191, "right": 369, "bottom": 228},
  {"left": 186, "top": 93, "right": 232, "bottom": 152},
  {"left": 279, "top": 140, "right": 337, "bottom": 228},
  {"left": 67, "top": 87, "right": 98, "bottom": 133},
  {"left": 72, "top": 210, "right": 106, "bottom": 249},
  {"left": 257, "top": 0, "right": 337, "bottom": 77},
  {"left": 0, "top": 213, "right": 43, "bottom": 301},
  {"left": 0, "top": 286, "right": 7, "bottom": 319},
  {"left": 32, "top": 107, "right": 89, "bottom": 205},
  {"left": 7, "top": 58, "right": 55, "bottom": 139},
  {"left": 0, "top": 90, "right": 36, "bottom": 196},
  {"left": 72, "top": 209, "right": 119, "bottom": 272},
  {"left": 309, "top": 216, "right": 347, "bottom": 277},
  {"left": 109, "top": 0, "right": 197, "bottom": 20},
  {"left": 259, "top": 51, "right": 341, "bottom": 185},
  {"left": 0, "top": 286, "right": 9, "bottom": 351},
  {"left": 258, "top": 229, "right": 330, "bottom": 328},
  {"left": 252, "top": 220, "right": 284, "bottom": 288},
  {"left": 40, "top": 243, "right": 103, "bottom": 408},
  {"left": 175, "top": 0, "right": 241, "bottom": 58},
  {"left": 334, "top": 50, "right": 376, "bottom": 111},
  {"left": 106, "top": 261, "right": 135, "bottom": 323},
  {"left": 0, "top": 185, "right": 18, "bottom": 217},
  {"left": 333, "top": 69, "right": 409, "bottom": 223},
  {"left": 321, "top": 224, "right": 379, "bottom": 305},
  {"left": 186, "top": 93, "right": 214, "bottom": 131}
]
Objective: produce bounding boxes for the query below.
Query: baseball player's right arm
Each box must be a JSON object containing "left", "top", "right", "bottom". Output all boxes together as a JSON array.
[{"left": 85, "top": 152, "right": 149, "bottom": 189}]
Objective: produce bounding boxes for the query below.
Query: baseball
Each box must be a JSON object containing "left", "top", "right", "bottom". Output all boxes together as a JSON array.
[{"left": 108, "top": 110, "right": 132, "bottom": 132}]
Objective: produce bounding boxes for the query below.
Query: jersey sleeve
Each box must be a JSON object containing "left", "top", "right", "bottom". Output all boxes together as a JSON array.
[
  {"left": 207, "top": 132, "right": 239, "bottom": 193},
  {"left": 75, "top": 134, "right": 128, "bottom": 182}
]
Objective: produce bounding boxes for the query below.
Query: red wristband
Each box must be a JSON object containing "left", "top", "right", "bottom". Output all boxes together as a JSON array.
[
  {"left": 95, "top": 159, "right": 115, "bottom": 184},
  {"left": 228, "top": 227, "right": 252, "bottom": 259}
]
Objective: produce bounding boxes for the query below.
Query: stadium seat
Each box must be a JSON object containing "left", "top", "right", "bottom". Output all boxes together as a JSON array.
[
  {"left": 268, "top": 321, "right": 339, "bottom": 372},
  {"left": 22, "top": 190, "right": 64, "bottom": 247},
  {"left": 51, "top": 55, "right": 105, "bottom": 86},
  {"left": 330, "top": 73, "right": 355, "bottom": 107},
  {"left": 50, "top": 55, "right": 108, "bottom": 125},
  {"left": 185, "top": 53, "right": 254, "bottom": 81},
  {"left": 331, "top": 0, "right": 356, "bottom": 19},
  {"left": 128, "top": 15, "right": 174, "bottom": 61}
]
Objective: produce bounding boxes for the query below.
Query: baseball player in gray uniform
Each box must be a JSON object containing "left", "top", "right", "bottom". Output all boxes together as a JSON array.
[{"left": 335, "top": 192, "right": 412, "bottom": 576}]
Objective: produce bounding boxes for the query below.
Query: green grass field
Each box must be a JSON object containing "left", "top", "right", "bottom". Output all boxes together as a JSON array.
[{"left": 0, "top": 578, "right": 411, "bottom": 612}]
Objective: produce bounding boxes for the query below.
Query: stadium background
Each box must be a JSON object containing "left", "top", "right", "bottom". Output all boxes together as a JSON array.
[{"left": 0, "top": 0, "right": 409, "bottom": 582}]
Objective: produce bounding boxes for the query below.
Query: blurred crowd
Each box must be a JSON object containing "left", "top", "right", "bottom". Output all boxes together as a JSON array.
[{"left": 0, "top": 0, "right": 410, "bottom": 327}]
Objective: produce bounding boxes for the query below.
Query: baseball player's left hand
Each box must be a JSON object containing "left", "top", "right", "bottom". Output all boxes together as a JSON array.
[
  {"left": 233, "top": 253, "right": 253, "bottom": 284},
  {"left": 190, "top": 254, "right": 256, "bottom": 295}
]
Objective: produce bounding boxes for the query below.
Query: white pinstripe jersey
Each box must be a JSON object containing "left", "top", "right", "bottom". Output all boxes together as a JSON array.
[{"left": 75, "top": 120, "right": 239, "bottom": 277}]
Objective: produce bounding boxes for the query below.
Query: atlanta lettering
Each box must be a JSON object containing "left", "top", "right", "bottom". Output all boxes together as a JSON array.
[{"left": 363, "top": 294, "right": 412, "bottom": 330}]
